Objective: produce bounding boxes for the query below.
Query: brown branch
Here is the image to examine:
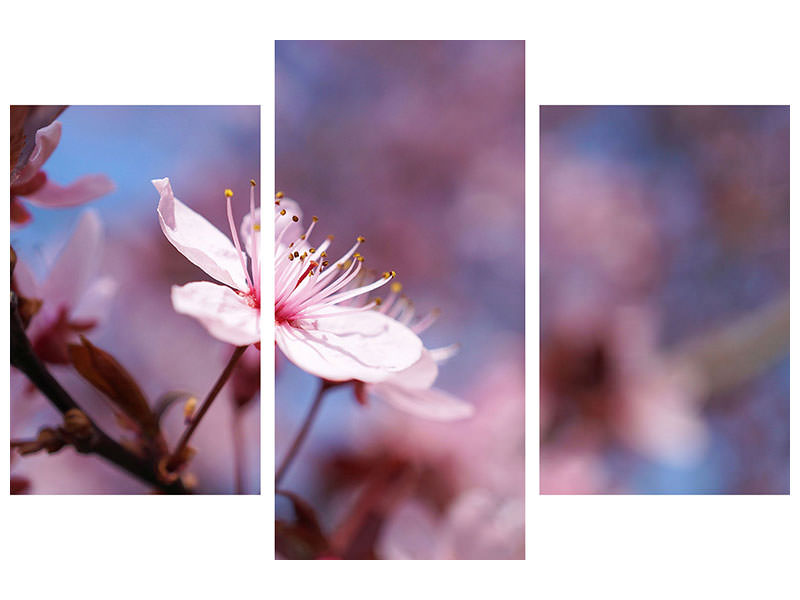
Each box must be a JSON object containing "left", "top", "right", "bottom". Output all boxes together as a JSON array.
[{"left": 10, "top": 293, "right": 187, "bottom": 494}]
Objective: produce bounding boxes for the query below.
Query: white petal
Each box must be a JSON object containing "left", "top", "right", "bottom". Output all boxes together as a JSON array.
[
  {"left": 240, "top": 207, "right": 261, "bottom": 258},
  {"left": 370, "top": 382, "right": 475, "bottom": 421},
  {"left": 171, "top": 282, "right": 260, "bottom": 346},
  {"left": 275, "top": 309, "right": 423, "bottom": 383},
  {"left": 275, "top": 197, "right": 304, "bottom": 245},
  {"left": 382, "top": 349, "right": 438, "bottom": 389},
  {"left": 154, "top": 178, "right": 248, "bottom": 291}
]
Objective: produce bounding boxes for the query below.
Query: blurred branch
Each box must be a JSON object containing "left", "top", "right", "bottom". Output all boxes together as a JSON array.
[
  {"left": 275, "top": 379, "right": 338, "bottom": 487},
  {"left": 10, "top": 292, "right": 187, "bottom": 494},
  {"left": 666, "top": 293, "right": 789, "bottom": 401}
]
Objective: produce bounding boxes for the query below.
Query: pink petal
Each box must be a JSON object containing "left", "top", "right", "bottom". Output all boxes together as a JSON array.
[
  {"left": 24, "top": 174, "right": 115, "bottom": 207},
  {"left": 15, "top": 121, "right": 61, "bottom": 186},
  {"left": 41, "top": 210, "right": 102, "bottom": 312},
  {"left": 378, "top": 500, "right": 441, "bottom": 560},
  {"left": 369, "top": 382, "right": 475, "bottom": 421},
  {"left": 171, "top": 281, "right": 259, "bottom": 346},
  {"left": 72, "top": 276, "right": 117, "bottom": 324},
  {"left": 275, "top": 309, "right": 423, "bottom": 383},
  {"left": 12, "top": 258, "right": 40, "bottom": 299},
  {"left": 154, "top": 178, "right": 248, "bottom": 291},
  {"left": 618, "top": 370, "right": 708, "bottom": 465},
  {"left": 444, "top": 490, "right": 525, "bottom": 560}
]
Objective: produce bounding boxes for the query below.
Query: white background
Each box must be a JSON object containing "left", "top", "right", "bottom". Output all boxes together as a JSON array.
[{"left": 2, "top": 1, "right": 797, "bottom": 598}]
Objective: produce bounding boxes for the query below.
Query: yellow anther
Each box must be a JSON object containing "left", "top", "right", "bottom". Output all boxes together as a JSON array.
[
  {"left": 357, "top": 256, "right": 364, "bottom": 262},
  {"left": 391, "top": 282, "right": 402, "bottom": 293},
  {"left": 294, "top": 251, "right": 299, "bottom": 257},
  {"left": 301, "top": 252, "right": 307, "bottom": 259},
  {"left": 254, "top": 223, "right": 261, "bottom": 231},
  {"left": 309, "top": 248, "right": 316, "bottom": 254},
  {"left": 357, "top": 236, "right": 366, "bottom": 243},
  {"left": 353, "top": 252, "right": 361, "bottom": 259},
  {"left": 374, "top": 297, "right": 382, "bottom": 306},
  {"left": 275, "top": 200, "right": 281, "bottom": 205},
  {"left": 292, "top": 215, "right": 299, "bottom": 222},
  {"left": 276, "top": 191, "right": 284, "bottom": 199},
  {"left": 383, "top": 271, "right": 391, "bottom": 279},
  {"left": 224, "top": 189, "right": 234, "bottom": 198},
  {"left": 322, "top": 261, "right": 329, "bottom": 267},
  {"left": 312, "top": 216, "right": 319, "bottom": 222},
  {"left": 320, "top": 251, "right": 327, "bottom": 257},
  {"left": 250, "top": 179, "right": 256, "bottom": 186},
  {"left": 300, "top": 234, "right": 306, "bottom": 240},
  {"left": 280, "top": 209, "right": 286, "bottom": 215},
  {"left": 288, "top": 253, "right": 294, "bottom": 261},
  {"left": 327, "top": 235, "right": 335, "bottom": 241}
]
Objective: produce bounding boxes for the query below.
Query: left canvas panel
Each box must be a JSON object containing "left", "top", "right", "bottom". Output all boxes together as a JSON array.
[{"left": 10, "top": 105, "right": 261, "bottom": 494}]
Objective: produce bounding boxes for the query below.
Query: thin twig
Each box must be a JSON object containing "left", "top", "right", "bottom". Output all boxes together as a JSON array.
[
  {"left": 165, "top": 345, "right": 247, "bottom": 473},
  {"left": 232, "top": 407, "right": 246, "bottom": 494},
  {"left": 275, "top": 379, "right": 334, "bottom": 486}
]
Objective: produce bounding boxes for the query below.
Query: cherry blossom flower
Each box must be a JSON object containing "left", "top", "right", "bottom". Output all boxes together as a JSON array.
[
  {"left": 356, "top": 285, "right": 474, "bottom": 421},
  {"left": 10, "top": 121, "right": 115, "bottom": 225},
  {"left": 12, "top": 210, "right": 117, "bottom": 364},
  {"left": 274, "top": 197, "right": 423, "bottom": 382},
  {"left": 541, "top": 304, "right": 708, "bottom": 468},
  {"left": 154, "top": 177, "right": 260, "bottom": 347}
]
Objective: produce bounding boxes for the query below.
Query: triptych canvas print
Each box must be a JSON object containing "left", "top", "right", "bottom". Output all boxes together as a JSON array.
[{"left": 7, "top": 41, "right": 790, "bottom": 562}]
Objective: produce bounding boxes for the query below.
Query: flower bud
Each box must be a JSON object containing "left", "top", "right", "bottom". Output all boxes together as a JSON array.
[{"left": 62, "top": 409, "right": 93, "bottom": 440}]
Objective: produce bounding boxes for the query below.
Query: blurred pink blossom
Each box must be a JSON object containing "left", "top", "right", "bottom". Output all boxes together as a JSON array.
[
  {"left": 541, "top": 304, "right": 708, "bottom": 471},
  {"left": 10, "top": 121, "right": 114, "bottom": 225},
  {"left": 379, "top": 489, "right": 524, "bottom": 560},
  {"left": 274, "top": 197, "right": 423, "bottom": 383},
  {"left": 13, "top": 210, "right": 117, "bottom": 365},
  {"left": 154, "top": 178, "right": 260, "bottom": 346}
]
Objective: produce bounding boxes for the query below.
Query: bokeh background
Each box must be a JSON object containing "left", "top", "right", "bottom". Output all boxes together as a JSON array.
[
  {"left": 11, "top": 105, "right": 260, "bottom": 494},
  {"left": 276, "top": 41, "right": 525, "bottom": 557},
  {"left": 540, "top": 106, "right": 789, "bottom": 494}
]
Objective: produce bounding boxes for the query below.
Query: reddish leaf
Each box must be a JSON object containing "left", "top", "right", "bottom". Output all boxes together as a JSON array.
[
  {"left": 68, "top": 336, "right": 161, "bottom": 441},
  {"left": 275, "top": 490, "right": 331, "bottom": 559}
]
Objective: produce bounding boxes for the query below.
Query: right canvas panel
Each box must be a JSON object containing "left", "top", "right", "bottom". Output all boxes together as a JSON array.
[{"left": 540, "top": 105, "right": 789, "bottom": 494}]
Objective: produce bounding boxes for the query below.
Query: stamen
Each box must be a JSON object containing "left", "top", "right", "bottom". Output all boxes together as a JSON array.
[
  {"left": 250, "top": 179, "right": 260, "bottom": 298},
  {"left": 294, "top": 260, "right": 319, "bottom": 290},
  {"left": 225, "top": 189, "right": 254, "bottom": 292},
  {"left": 276, "top": 191, "right": 284, "bottom": 199}
]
